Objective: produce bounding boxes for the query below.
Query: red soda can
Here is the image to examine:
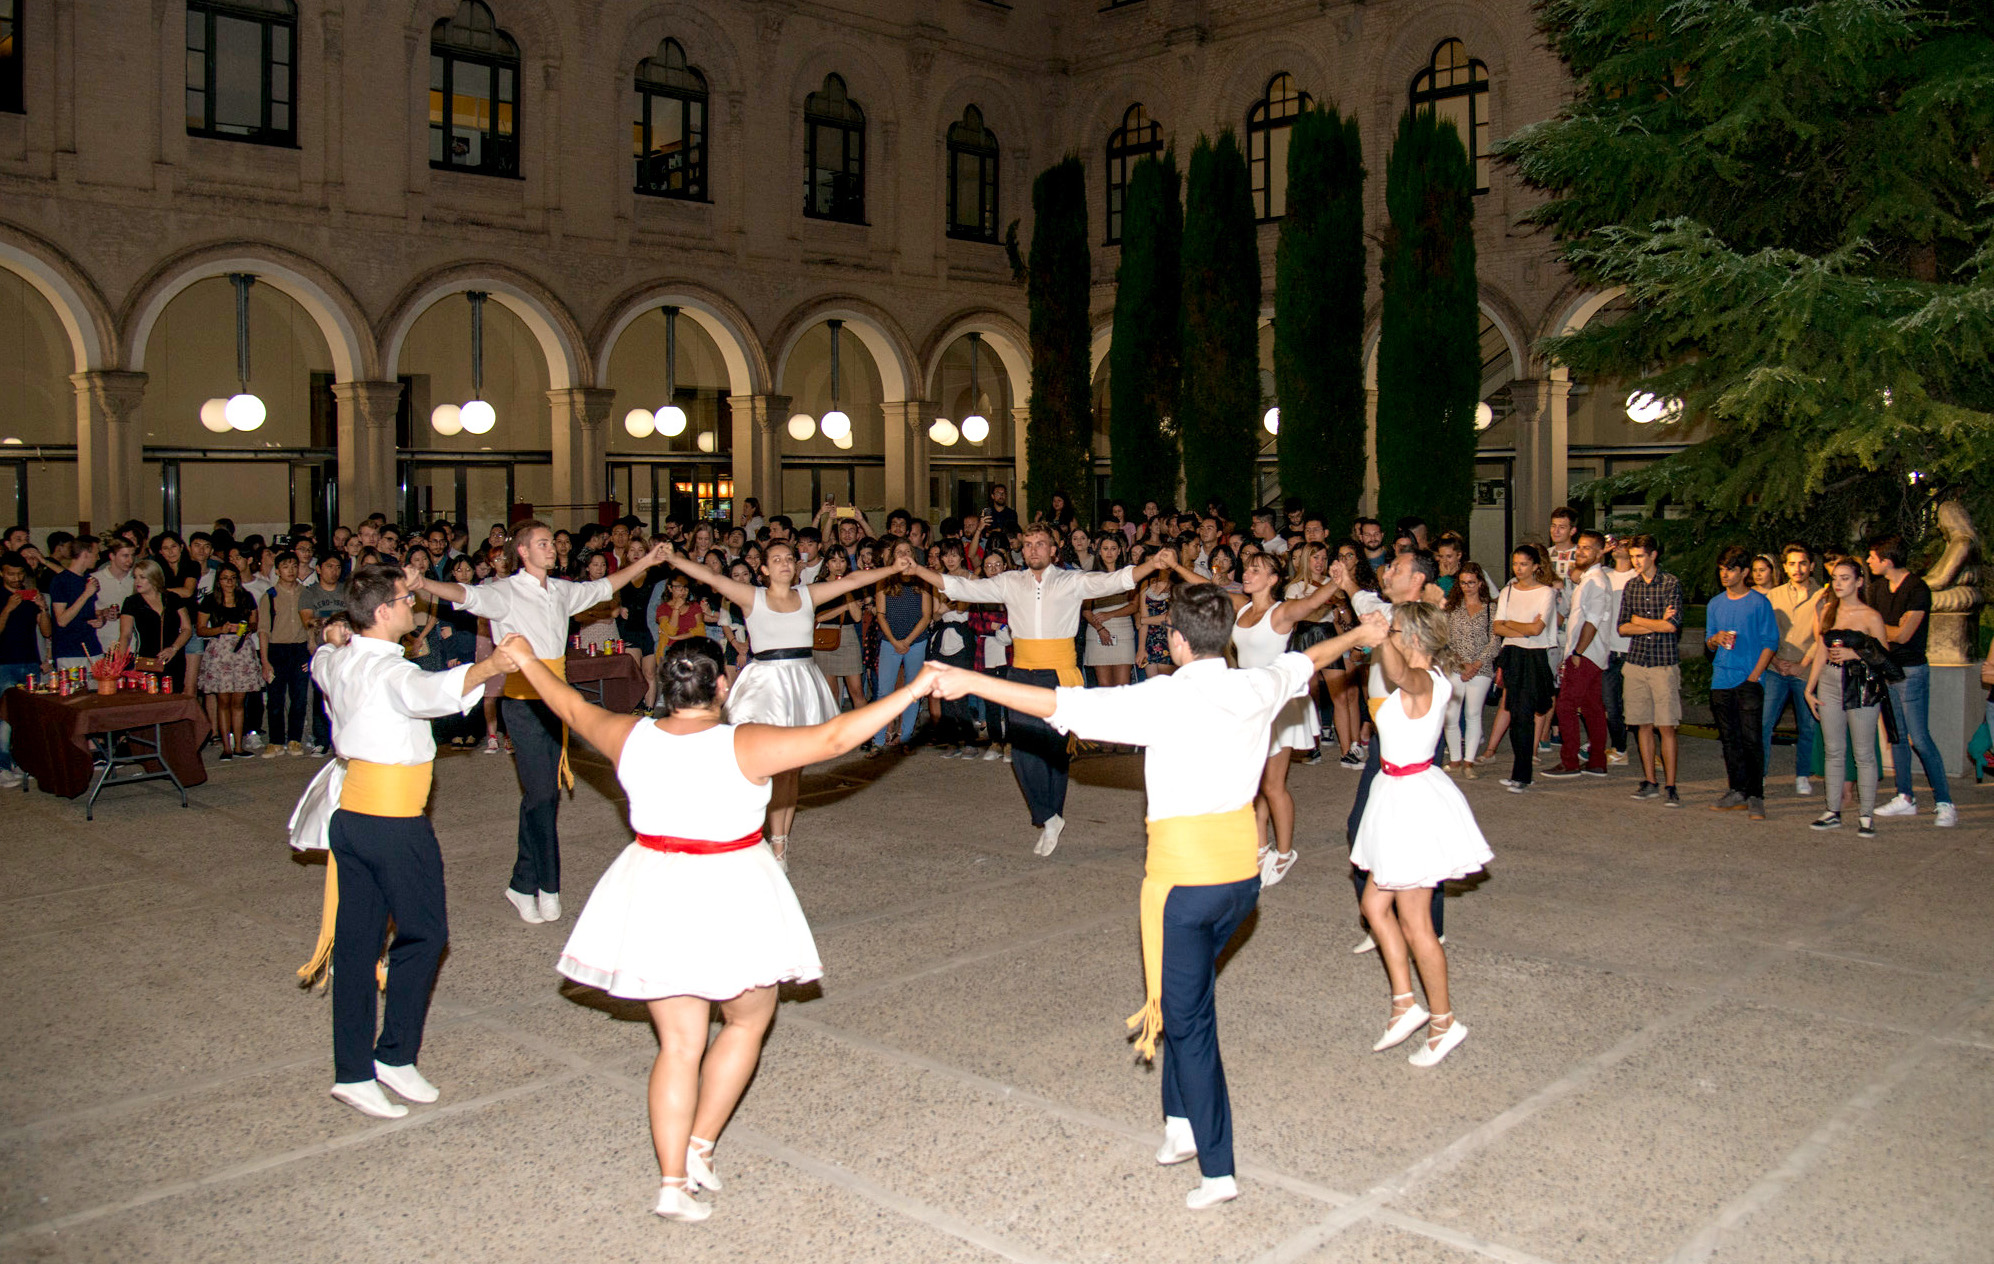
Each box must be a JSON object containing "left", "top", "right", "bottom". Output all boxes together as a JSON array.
[{"left": 163, "top": 677, "right": 173, "bottom": 694}]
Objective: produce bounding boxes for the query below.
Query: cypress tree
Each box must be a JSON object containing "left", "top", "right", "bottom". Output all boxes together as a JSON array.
[
  {"left": 1178, "top": 131, "right": 1261, "bottom": 518},
  {"left": 1023, "top": 157, "right": 1094, "bottom": 523},
  {"left": 1108, "top": 149, "right": 1182, "bottom": 507},
  {"left": 1274, "top": 105, "right": 1367, "bottom": 526},
  {"left": 1375, "top": 109, "right": 1480, "bottom": 537}
]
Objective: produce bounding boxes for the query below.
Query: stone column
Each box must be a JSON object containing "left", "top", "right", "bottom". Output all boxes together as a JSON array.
[
  {"left": 330, "top": 380, "right": 404, "bottom": 525},
  {"left": 727, "top": 394, "right": 788, "bottom": 519},
  {"left": 881, "top": 400, "right": 933, "bottom": 520},
  {"left": 1009, "top": 405, "right": 1031, "bottom": 519},
  {"left": 547, "top": 387, "right": 615, "bottom": 514},
  {"left": 1510, "top": 377, "right": 1569, "bottom": 543},
  {"left": 71, "top": 371, "right": 147, "bottom": 533}
]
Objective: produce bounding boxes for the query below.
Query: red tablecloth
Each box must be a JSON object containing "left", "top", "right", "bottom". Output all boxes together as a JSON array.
[
  {"left": 564, "top": 650, "right": 646, "bottom": 713},
  {"left": 0, "top": 688, "right": 211, "bottom": 798}
]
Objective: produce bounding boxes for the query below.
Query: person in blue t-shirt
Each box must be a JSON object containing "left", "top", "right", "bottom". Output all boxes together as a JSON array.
[
  {"left": 48, "top": 537, "right": 107, "bottom": 668},
  {"left": 1704, "top": 545, "right": 1780, "bottom": 817}
]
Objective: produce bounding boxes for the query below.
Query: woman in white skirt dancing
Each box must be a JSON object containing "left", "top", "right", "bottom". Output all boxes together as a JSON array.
[
  {"left": 652, "top": 540, "right": 906, "bottom": 866},
  {"left": 495, "top": 636, "right": 942, "bottom": 1222},
  {"left": 1349, "top": 602, "right": 1492, "bottom": 1066}
]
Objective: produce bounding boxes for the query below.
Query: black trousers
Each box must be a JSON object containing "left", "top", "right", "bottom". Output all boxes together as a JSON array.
[
  {"left": 1710, "top": 680, "right": 1765, "bottom": 799},
  {"left": 329, "top": 809, "right": 448, "bottom": 1084},
  {"left": 1345, "top": 731, "right": 1445, "bottom": 936},
  {"left": 502, "top": 697, "right": 564, "bottom": 895},
  {"left": 265, "top": 643, "right": 310, "bottom": 744},
  {"left": 1006, "top": 667, "right": 1070, "bottom": 826},
  {"left": 1159, "top": 877, "right": 1260, "bottom": 1180},
  {"left": 1603, "top": 653, "right": 1628, "bottom": 753}
]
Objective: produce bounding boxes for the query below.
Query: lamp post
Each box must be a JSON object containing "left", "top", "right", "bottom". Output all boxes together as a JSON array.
[
  {"left": 820, "top": 319, "right": 851, "bottom": 441},
  {"left": 204, "top": 273, "right": 267, "bottom": 433},
  {"left": 960, "top": 332, "right": 989, "bottom": 444}
]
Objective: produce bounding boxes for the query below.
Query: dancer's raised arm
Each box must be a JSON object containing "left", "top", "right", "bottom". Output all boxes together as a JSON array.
[
  {"left": 735, "top": 662, "right": 944, "bottom": 779},
  {"left": 497, "top": 635, "right": 638, "bottom": 761},
  {"left": 807, "top": 554, "right": 912, "bottom": 604},
  {"left": 1270, "top": 578, "right": 1341, "bottom": 635},
  {"left": 1298, "top": 612, "right": 1389, "bottom": 673},
  {"left": 658, "top": 543, "right": 758, "bottom": 610}
]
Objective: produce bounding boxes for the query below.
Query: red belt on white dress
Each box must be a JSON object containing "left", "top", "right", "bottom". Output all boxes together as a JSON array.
[
  {"left": 1381, "top": 759, "right": 1433, "bottom": 777},
  {"left": 635, "top": 830, "right": 764, "bottom": 855}
]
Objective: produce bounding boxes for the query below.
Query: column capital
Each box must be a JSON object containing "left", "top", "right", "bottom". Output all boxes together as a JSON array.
[
  {"left": 546, "top": 386, "right": 617, "bottom": 424},
  {"left": 330, "top": 379, "right": 405, "bottom": 424},
  {"left": 70, "top": 370, "right": 148, "bottom": 417}
]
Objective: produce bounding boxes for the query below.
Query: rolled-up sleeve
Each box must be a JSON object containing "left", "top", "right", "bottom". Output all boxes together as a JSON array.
[{"left": 385, "top": 661, "right": 480, "bottom": 719}]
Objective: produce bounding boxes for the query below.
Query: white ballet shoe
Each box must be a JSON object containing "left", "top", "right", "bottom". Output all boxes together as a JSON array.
[
  {"left": 1261, "top": 849, "right": 1298, "bottom": 888},
  {"left": 1033, "top": 814, "right": 1064, "bottom": 857},
  {"left": 770, "top": 836, "right": 789, "bottom": 873},
  {"left": 653, "top": 1176, "right": 711, "bottom": 1222},
  {"left": 1408, "top": 1013, "right": 1468, "bottom": 1067},
  {"left": 1155, "top": 1116, "right": 1197, "bottom": 1166},
  {"left": 374, "top": 1060, "right": 439, "bottom": 1103},
  {"left": 687, "top": 1135, "right": 722, "bottom": 1192},
  {"left": 1351, "top": 933, "right": 1377, "bottom": 954},
  {"left": 1185, "top": 1175, "right": 1238, "bottom": 1210},
  {"left": 330, "top": 1079, "right": 407, "bottom": 1119},
  {"left": 1372, "top": 993, "right": 1430, "bottom": 1052}
]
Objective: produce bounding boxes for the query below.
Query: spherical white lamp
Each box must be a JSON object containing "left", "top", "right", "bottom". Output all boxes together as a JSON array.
[
  {"left": 787, "top": 412, "right": 817, "bottom": 441},
  {"left": 696, "top": 430, "right": 717, "bottom": 453},
  {"left": 1474, "top": 400, "right": 1495, "bottom": 430},
  {"left": 1261, "top": 406, "right": 1280, "bottom": 436},
  {"left": 1623, "top": 392, "right": 1681, "bottom": 425},
  {"left": 831, "top": 429, "right": 854, "bottom": 450},
  {"left": 623, "top": 408, "right": 656, "bottom": 438},
  {"left": 200, "top": 398, "right": 233, "bottom": 434},
  {"left": 930, "top": 418, "right": 960, "bottom": 446},
  {"left": 820, "top": 409, "right": 852, "bottom": 441},
  {"left": 430, "top": 403, "right": 464, "bottom": 436},
  {"left": 656, "top": 404, "right": 689, "bottom": 437},
  {"left": 961, "top": 413, "right": 990, "bottom": 444},
  {"left": 460, "top": 399, "right": 497, "bottom": 434},
  {"left": 225, "top": 392, "right": 266, "bottom": 432}
]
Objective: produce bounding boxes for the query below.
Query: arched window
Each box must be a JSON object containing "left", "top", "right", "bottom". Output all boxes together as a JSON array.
[
  {"left": 1, "top": 0, "right": 25, "bottom": 115},
  {"left": 185, "top": 0, "right": 297, "bottom": 145},
  {"left": 804, "top": 74, "right": 865, "bottom": 223},
  {"left": 633, "top": 39, "right": 707, "bottom": 201},
  {"left": 1410, "top": 39, "right": 1491, "bottom": 193},
  {"left": 946, "top": 105, "right": 999, "bottom": 242},
  {"left": 430, "top": 0, "right": 520, "bottom": 178},
  {"left": 1104, "top": 103, "right": 1161, "bottom": 245},
  {"left": 1246, "top": 74, "right": 1311, "bottom": 221}
]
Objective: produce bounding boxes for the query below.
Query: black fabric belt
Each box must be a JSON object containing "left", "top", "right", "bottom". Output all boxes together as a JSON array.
[{"left": 753, "top": 647, "right": 814, "bottom": 662}]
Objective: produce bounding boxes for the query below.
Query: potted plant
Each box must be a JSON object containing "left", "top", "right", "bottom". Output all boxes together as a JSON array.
[{"left": 90, "top": 648, "right": 132, "bottom": 696}]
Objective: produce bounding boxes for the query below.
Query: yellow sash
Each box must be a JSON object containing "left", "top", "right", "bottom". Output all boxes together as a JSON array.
[
  {"left": 297, "top": 759, "right": 433, "bottom": 989},
  {"left": 502, "top": 656, "right": 575, "bottom": 791},
  {"left": 1013, "top": 637, "right": 1083, "bottom": 687},
  {"left": 1127, "top": 805, "right": 1260, "bottom": 1061}
]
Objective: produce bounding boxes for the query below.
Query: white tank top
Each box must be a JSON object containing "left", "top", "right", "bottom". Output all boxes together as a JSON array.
[
  {"left": 1231, "top": 603, "right": 1292, "bottom": 669},
  {"left": 744, "top": 588, "right": 817, "bottom": 653},
  {"left": 617, "top": 721, "right": 771, "bottom": 840}
]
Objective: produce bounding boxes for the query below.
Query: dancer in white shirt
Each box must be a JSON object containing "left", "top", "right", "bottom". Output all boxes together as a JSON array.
[
  {"left": 932, "top": 583, "right": 1385, "bottom": 1208},
  {"left": 908, "top": 526, "right": 1173, "bottom": 856},
  {"left": 412, "top": 521, "right": 667, "bottom": 925}
]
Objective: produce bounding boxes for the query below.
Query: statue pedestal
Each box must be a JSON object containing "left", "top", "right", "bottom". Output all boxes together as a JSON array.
[{"left": 1929, "top": 664, "right": 1984, "bottom": 780}]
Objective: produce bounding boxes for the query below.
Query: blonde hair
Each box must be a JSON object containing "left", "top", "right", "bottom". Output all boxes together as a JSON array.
[
  {"left": 1287, "top": 541, "right": 1327, "bottom": 589},
  {"left": 131, "top": 557, "right": 166, "bottom": 597},
  {"left": 1392, "top": 600, "right": 1460, "bottom": 676}
]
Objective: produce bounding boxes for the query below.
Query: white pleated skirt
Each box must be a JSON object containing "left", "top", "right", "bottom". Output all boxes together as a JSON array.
[
  {"left": 725, "top": 656, "right": 839, "bottom": 727},
  {"left": 1350, "top": 768, "right": 1493, "bottom": 890}
]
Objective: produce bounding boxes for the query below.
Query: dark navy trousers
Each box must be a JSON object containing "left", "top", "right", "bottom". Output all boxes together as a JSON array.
[
  {"left": 502, "top": 697, "right": 563, "bottom": 896},
  {"left": 329, "top": 809, "right": 448, "bottom": 1084},
  {"left": 1158, "top": 877, "right": 1260, "bottom": 1180},
  {"left": 1006, "top": 667, "right": 1070, "bottom": 826}
]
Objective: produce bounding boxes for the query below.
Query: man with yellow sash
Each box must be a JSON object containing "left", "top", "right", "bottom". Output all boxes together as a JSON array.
[
  {"left": 932, "top": 583, "right": 1387, "bottom": 1209},
  {"left": 412, "top": 522, "right": 668, "bottom": 925},
  {"left": 908, "top": 526, "right": 1173, "bottom": 856},
  {"left": 312, "top": 563, "right": 511, "bottom": 1120}
]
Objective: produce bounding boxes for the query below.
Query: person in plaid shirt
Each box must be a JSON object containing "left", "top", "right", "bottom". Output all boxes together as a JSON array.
[{"left": 1616, "top": 534, "right": 1685, "bottom": 807}]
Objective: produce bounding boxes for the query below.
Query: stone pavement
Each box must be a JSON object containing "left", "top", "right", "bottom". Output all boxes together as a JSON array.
[{"left": 0, "top": 732, "right": 1988, "bottom": 1264}]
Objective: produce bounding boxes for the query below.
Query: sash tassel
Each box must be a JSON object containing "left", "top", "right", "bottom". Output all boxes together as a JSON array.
[
  {"left": 1128, "top": 805, "right": 1260, "bottom": 1061},
  {"left": 504, "top": 657, "right": 575, "bottom": 791}
]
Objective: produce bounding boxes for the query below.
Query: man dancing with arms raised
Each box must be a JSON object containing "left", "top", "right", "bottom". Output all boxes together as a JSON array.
[
  {"left": 907, "top": 527, "right": 1173, "bottom": 855},
  {"left": 932, "top": 583, "right": 1386, "bottom": 1207}
]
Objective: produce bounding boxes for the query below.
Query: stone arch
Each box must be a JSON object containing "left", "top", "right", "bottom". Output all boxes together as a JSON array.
[
  {"left": 1089, "top": 318, "right": 1114, "bottom": 381},
  {"left": 1359, "top": 290, "right": 1526, "bottom": 390},
  {"left": 1543, "top": 287, "right": 1626, "bottom": 381},
  {"left": 1369, "top": 2, "right": 1516, "bottom": 130},
  {"left": 920, "top": 310, "right": 1030, "bottom": 408},
  {"left": 379, "top": 263, "right": 588, "bottom": 389},
  {"left": 0, "top": 222, "right": 118, "bottom": 373},
  {"left": 593, "top": 282, "right": 768, "bottom": 397},
  {"left": 785, "top": 41, "right": 901, "bottom": 129},
  {"left": 401, "top": 0, "right": 566, "bottom": 62},
  {"left": 611, "top": 2, "right": 746, "bottom": 92},
  {"left": 769, "top": 297, "right": 915, "bottom": 402},
  {"left": 1212, "top": 41, "right": 1337, "bottom": 128},
  {"left": 927, "top": 75, "right": 1028, "bottom": 151},
  {"left": 123, "top": 242, "right": 373, "bottom": 382}
]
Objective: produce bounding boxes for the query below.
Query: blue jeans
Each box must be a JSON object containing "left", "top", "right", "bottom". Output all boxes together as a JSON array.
[
  {"left": 874, "top": 637, "right": 927, "bottom": 744},
  {"left": 1885, "top": 665, "right": 1952, "bottom": 805},
  {"left": 1758, "top": 667, "right": 1817, "bottom": 780},
  {"left": 0, "top": 663, "right": 33, "bottom": 771}
]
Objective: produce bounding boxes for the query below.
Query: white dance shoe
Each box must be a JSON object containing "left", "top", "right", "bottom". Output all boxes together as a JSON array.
[
  {"left": 770, "top": 835, "right": 790, "bottom": 873},
  {"left": 1408, "top": 1014, "right": 1468, "bottom": 1067},
  {"left": 330, "top": 1079, "right": 407, "bottom": 1119},
  {"left": 505, "top": 887, "right": 545, "bottom": 924},
  {"left": 1155, "top": 1116, "right": 1198, "bottom": 1166},
  {"left": 536, "top": 890, "right": 561, "bottom": 922},
  {"left": 1260, "top": 849, "right": 1298, "bottom": 888},
  {"left": 1351, "top": 933, "right": 1377, "bottom": 954},
  {"left": 1372, "top": 993, "right": 1430, "bottom": 1052},
  {"left": 374, "top": 1061, "right": 439, "bottom": 1104},
  {"left": 1033, "top": 814, "right": 1065, "bottom": 857},
  {"left": 687, "top": 1136, "right": 723, "bottom": 1192},
  {"left": 653, "top": 1176, "right": 711, "bottom": 1222},
  {"left": 1185, "top": 1176, "right": 1238, "bottom": 1210}
]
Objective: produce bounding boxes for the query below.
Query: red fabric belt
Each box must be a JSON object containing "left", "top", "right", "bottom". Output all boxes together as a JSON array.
[
  {"left": 1382, "top": 759, "right": 1433, "bottom": 777},
  {"left": 635, "top": 830, "right": 764, "bottom": 855}
]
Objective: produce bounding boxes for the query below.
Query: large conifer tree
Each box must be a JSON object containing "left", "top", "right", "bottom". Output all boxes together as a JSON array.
[
  {"left": 1376, "top": 109, "right": 1480, "bottom": 536},
  {"left": 1274, "top": 105, "right": 1367, "bottom": 524},
  {"left": 1109, "top": 150, "right": 1182, "bottom": 506},
  {"left": 1023, "top": 158, "right": 1094, "bottom": 523},
  {"left": 1179, "top": 131, "right": 1261, "bottom": 517}
]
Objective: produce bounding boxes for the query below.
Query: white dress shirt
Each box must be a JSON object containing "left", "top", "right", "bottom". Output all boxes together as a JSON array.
[
  {"left": 1563, "top": 566, "right": 1613, "bottom": 669},
  {"left": 941, "top": 566, "right": 1135, "bottom": 640},
  {"left": 451, "top": 571, "right": 613, "bottom": 658},
  {"left": 312, "top": 636, "right": 477, "bottom": 765},
  {"left": 1047, "top": 653, "right": 1315, "bottom": 818}
]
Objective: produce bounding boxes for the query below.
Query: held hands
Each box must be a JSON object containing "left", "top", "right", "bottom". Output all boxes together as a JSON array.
[
  {"left": 909, "top": 660, "right": 950, "bottom": 698},
  {"left": 1354, "top": 609, "right": 1392, "bottom": 646},
  {"left": 494, "top": 633, "right": 535, "bottom": 672},
  {"left": 322, "top": 616, "right": 352, "bottom": 648},
  {"left": 642, "top": 541, "right": 672, "bottom": 568},
  {"left": 402, "top": 565, "right": 426, "bottom": 593},
  {"left": 928, "top": 664, "right": 979, "bottom": 701}
]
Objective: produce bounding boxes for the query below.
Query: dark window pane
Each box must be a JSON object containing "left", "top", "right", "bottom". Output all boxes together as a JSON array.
[
  {"left": 187, "top": 10, "right": 205, "bottom": 50},
  {"left": 273, "top": 23, "right": 289, "bottom": 62},
  {"left": 273, "top": 101, "right": 289, "bottom": 131},
  {"left": 187, "top": 88, "right": 206, "bottom": 131},
  {"left": 212, "top": 15, "right": 263, "bottom": 132}
]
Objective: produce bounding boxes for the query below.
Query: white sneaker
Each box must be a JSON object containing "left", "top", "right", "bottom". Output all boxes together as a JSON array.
[
  {"left": 1351, "top": 933, "right": 1377, "bottom": 954},
  {"left": 1186, "top": 1175, "right": 1239, "bottom": 1210},
  {"left": 1607, "top": 749, "right": 1629, "bottom": 766},
  {"left": 0, "top": 767, "right": 23, "bottom": 790},
  {"left": 1935, "top": 803, "right": 1957, "bottom": 829},
  {"left": 1874, "top": 794, "right": 1917, "bottom": 818},
  {"left": 505, "top": 888, "right": 546, "bottom": 924},
  {"left": 536, "top": 890, "right": 561, "bottom": 922},
  {"left": 244, "top": 731, "right": 266, "bottom": 752},
  {"left": 1795, "top": 776, "right": 1813, "bottom": 796},
  {"left": 374, "top": 1061, "right": 440, "bottom": 1103},
  {"left": 981, "top": 745, "right": 1004, "bottom": 762},
  {"left": 1033, "top": 814, "right": 1064, "bottom": 857},
  {"left": 330, "top": 1080, "right": 407, "bottom": 1119},
  {"left": 1156, "top": 1116, "right": 1198, "bottom": 1166}
]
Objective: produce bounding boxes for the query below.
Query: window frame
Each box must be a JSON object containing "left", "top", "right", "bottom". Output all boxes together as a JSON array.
[
  {"left": 0, "top": 0, "right": 22, "bottom": 116},
  {"left": 632, "top": 39, "right": 709, "bottom": 202},
  {"left": 1104, "top": 103, "right": 1162, "bottom": 245},
  {"left": 184, "top": 0, "right": 298, "bottom": 148},
  {"left": 802, "top": 74, "right": 866, "bottom": 225},
  {"left": 1245, "top": 73, "right": 1311, "bottom": 222},
  {"left": 1409, "top": 39, "right": 1492, "bottom": 195},
  {"left": 429, "top": 1, "right": 522, "bottom": 180},
  {"left": 945, "top": 105, "right": 1000, "bottom": 243}
]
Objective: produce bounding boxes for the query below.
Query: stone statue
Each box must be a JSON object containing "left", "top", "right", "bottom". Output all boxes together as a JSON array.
[{"left": 1924, "top": 499, "right": 1986, "bottom": 666}]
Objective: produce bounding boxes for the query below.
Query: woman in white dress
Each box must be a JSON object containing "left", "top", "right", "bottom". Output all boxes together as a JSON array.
[
  {"left": 495, "top": 637, "right": 942, "bottom": 1222},
  {"left": 654, "top": 540, "right": 905, "bottom": 865},
  {"left": 1349, "top": 602, "right": 1493, "bottom": 1067},
  {"left": 1082, "top": 532, "right": 1140, "bottom": 684}
]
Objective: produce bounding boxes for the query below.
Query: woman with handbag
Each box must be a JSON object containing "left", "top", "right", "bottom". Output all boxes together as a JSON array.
[
  {"left": 1806, "top": 557, "right": 1896, "bottom": 838},
  {"left": 117, "top": 558, "right": 193, "bottom": 692},
  {"left": 195, "top": 563, "right": 261, "bottom": 759},
  {"left": 810, "top": 549, "right": 866, "bottom": 710}
]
